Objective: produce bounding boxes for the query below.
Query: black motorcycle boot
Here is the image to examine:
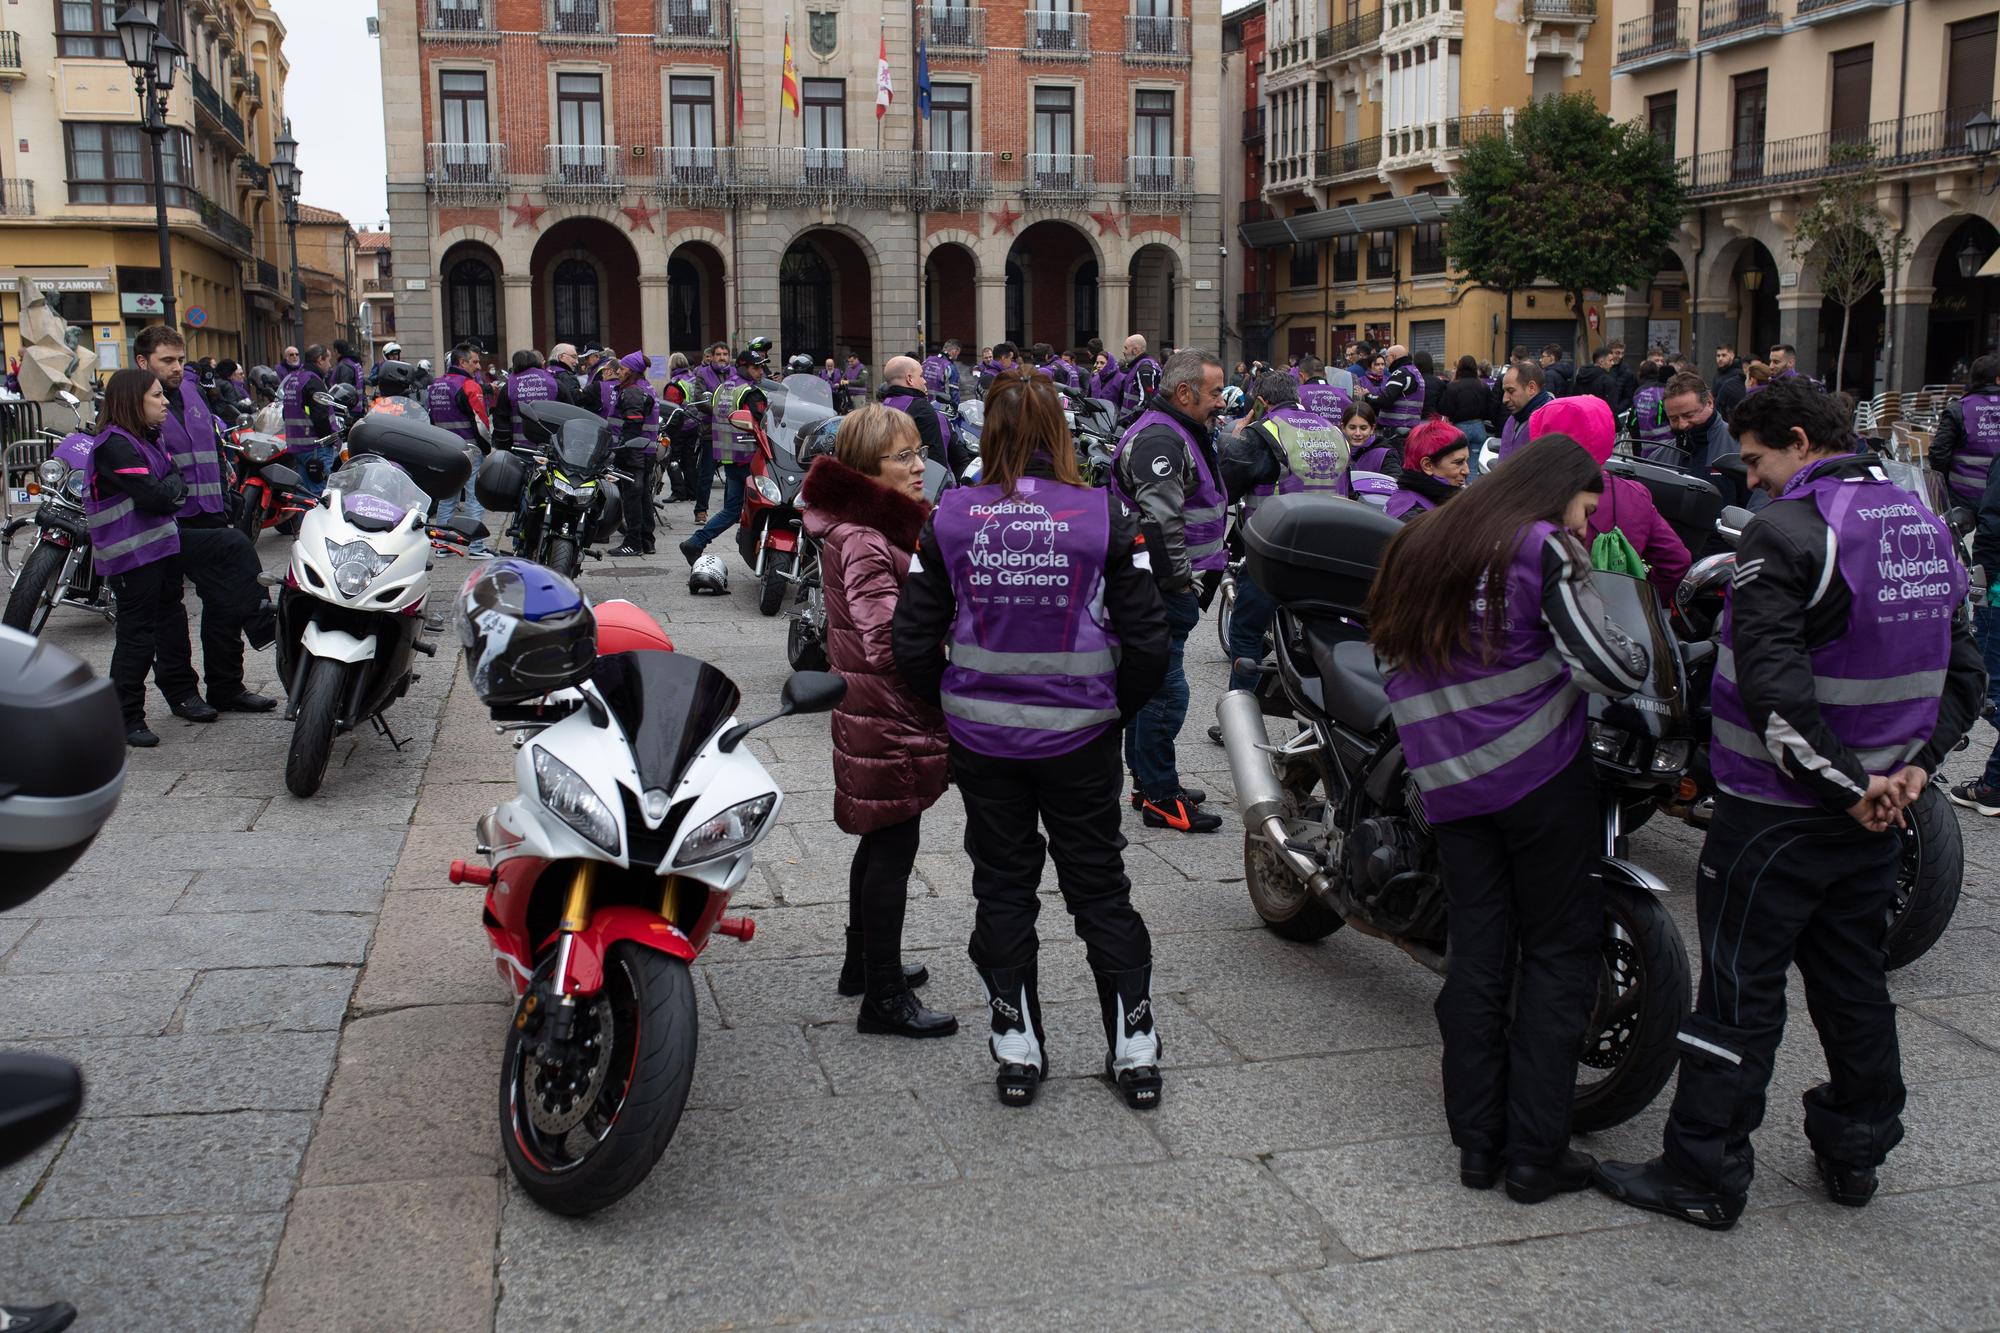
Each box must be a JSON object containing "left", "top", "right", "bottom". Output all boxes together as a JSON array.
[
  {"left": 1504, "top": 1148, "right": 1596, "bottom": 1204},
  {"left": 1814, "top": 1154, "right": 1879, "bottom": 1208},
  {"left": 1592, "top": 1156, "right": 1747, "bottom": 1230},
  {"left": 856, "top": 963, "right": 958, "bottom": 1039},
  {"left": 1129, "top": 785, "right": 1205, "bottom": 811},
  {"left": 0, "top": 1301, "right": 77, "bottom": 1333},
  {"left": 1459, "top": 1149, "right": 1503, "bottom": 1190},
  {"left": 1094, "top": 965, "right": 1163, "bottom": 1110},
  {"left": 976, "top": 961, "right": 1047, "bottom": 1108},
  {"left": 836, "top": 926, "right": 929, "bottom": 997}
]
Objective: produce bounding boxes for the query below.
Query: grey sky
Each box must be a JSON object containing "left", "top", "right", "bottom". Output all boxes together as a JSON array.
[{"left": 273, "top": 0, "right": 388, "bottom": 231}]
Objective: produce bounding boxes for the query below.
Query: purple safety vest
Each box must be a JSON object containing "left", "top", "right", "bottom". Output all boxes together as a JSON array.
[
  {"left": 1948, "top": 389, "right": 2000, "bottom": 507},
  {"left": 507, "top": 366, "right": 560, "bottom": 418},
  {"left": 281, "top": 368, "right": 316, "bottom": 445},
  {"left": 931, "top": 477, "right": 1122, "bottom": 760},
  {"left": 1089, "top": 362, "right": 1124, "bottom": 403},
  {"left": 427, "top": 371, "right": 479, "bottom": 448},
  {"left": 1350, "top": 439, "right": 1393, "bottom": 475},
  {"left": 1111, "top": 408, "right": 1228, "bottom": 573},
  {"left": 1245, "top": 406, "right": 1352, "bottom": 515},
  {"left": 159, "top": 373, "right": 225, "bottom": 520},
  {"left": 84, "top": 424, "right": 183, "bottom": 576},
  {"left": 1384, "top": 520, "right": 1584, "bottom": 820},
  {"left": 1384, "top": 487, "right": 1438, "bottom": 520},
  {"left": 1297, "top": 380, "right": 1351, "bottom": 419},
  {"left": 712, "top": 374, "right": 758, "bottom": 463},
  {"left": 1375, "top": 362, "right": 1424, "bottom": 436},
  {"left": 922, "top": 354, "right": 954, "bottom": 400},
  {"left": 1120, "top": 356, "right": 1162, "bottom": 416},
  {"left": 1711, "top": 460, "right": 1964, "bottom": 808},
  {"left": 1633, "top": 383, "right": 1673, "bottom": 455}
]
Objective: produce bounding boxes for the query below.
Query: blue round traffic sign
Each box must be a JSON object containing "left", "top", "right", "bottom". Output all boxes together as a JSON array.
[{"left": 186, "top": 306, "right": 208, "bottom": 327}]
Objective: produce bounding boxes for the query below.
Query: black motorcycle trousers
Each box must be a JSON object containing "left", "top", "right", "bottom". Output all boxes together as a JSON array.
[
  {"left": 1428, "top": 750, "right": 1601, "bottom": 1167},
  {"left": 108, "top": 557, "right": 197, "bottom": 724},
  {"left": 1662, "top": 796, "right": 1905, "bottom": 1197},
  {"left": 848, "top": 814, "right": 921, "bottom": 971},
  {"left": 954, "top": 728, "right": 1152, "bottom": 976},
  {"left": 166, "top": 524, "right": 264, "bottom": 701},
  {"left": 614, "top": 448, "right": 655, "bottom": 548}
]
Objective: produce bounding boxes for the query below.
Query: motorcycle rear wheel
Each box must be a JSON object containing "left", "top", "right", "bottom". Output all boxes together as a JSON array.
[
  {"left": 1215, "top": 570, "right": 1237, "bottom": 660},
  {"left": 285, "top": 656, "right": 345, "bottom": 798},
  {"left": 502, "top": 942, "right": 698, "bottom": 1217},
  {"left": 2, "top": 541, "right": 64, "bottom": 636},
  {"left": 1572, "top": 875, "right": 1690, "bottom": 1133},
  {"left": 1243, "top": 786, "right": 1344, "bottom": 942},
  {"left": 1884, "top": 783, "right": 1961, "bottom": 971},
  {"left": 759, "top": 549, "right": 794, "bottom": 618}
]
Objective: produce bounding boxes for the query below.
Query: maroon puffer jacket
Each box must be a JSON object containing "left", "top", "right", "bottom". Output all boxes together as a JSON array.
[{"left": 800, "top": 455, "right": 950, "bottom": 834}]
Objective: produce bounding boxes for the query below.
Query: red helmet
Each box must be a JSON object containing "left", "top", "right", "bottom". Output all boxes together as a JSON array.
[{"left": 591, "top": 599, "right": 674, "bottom": 655}]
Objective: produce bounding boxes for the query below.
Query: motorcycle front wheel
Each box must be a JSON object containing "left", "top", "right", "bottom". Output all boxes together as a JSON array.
[
  {"left": 759, "top": 548, "right": 794, "bottom": 617},
  {"left": 1884, "top": 782, "right": 1961, "bottom": 971},
  {"left": 2, "top": 541, "right": 64, "bottom": 635},
  {"left": 1572, "top": 874, "right": 1690, "bottom": 1133},
  {"left": 285, "top": 656, "right": 345, "bottom": 798},
  {"left": 545, "top": 537, "right": 580, "bottom": 579},
  {"left": 502, "top": 941, "right": 698, "bottom": 1217}
]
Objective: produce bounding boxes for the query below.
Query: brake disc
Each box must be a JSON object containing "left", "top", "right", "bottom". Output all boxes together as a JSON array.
[{"left": 525, "top": 991, "right": 614, "bottom": 1136}]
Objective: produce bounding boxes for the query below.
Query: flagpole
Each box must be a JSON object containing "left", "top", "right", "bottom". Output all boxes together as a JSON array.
[{"left": 913, "top": 1, "right": 924, "bottom": 354}]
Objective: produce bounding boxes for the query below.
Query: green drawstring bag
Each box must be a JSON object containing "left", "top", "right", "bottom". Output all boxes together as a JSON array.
[{"left": 1591, "top": 525, "right": 1650, "bottom": 578}]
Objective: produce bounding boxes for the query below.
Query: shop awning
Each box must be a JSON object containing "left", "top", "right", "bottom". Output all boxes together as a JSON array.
[{"left": 1239, "top": 195, "right": 1460, "bottom": 250}]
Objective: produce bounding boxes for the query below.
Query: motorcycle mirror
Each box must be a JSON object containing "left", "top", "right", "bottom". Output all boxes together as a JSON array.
[
  {"left": 448, "top": 514, "right": 489, "bottom": 541},
  {"left": 780, "top": 670, "right": 846, "bottom": 716},
  {"left": 1715, "top": 505, "right": 1755, "bottom": 540},
  {"left": 1946, "top": 505, "right": 1976, "bottom": 537},
  {"left": 0, "top": 1054, "right": 84, "bottom": 1171}
]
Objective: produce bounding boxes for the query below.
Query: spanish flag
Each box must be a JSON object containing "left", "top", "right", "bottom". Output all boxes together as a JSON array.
[{"left": 781, "top": 19, "right": 801, "bottom": 117}]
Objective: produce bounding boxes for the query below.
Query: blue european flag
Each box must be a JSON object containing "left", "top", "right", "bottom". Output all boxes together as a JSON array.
[{"left": 917, "top": 36, "right": 931, "bottom": 119}]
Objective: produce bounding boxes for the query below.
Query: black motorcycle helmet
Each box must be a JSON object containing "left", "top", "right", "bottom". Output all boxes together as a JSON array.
[
  {"left": 0, "top": 626, "right": 126, "bottom": 911},
  {"left": 787, "top": 353, "right": 815, "bottom": 375},
  {"left": 373, "top": 359, "right": 419, "bottom": 399},
  {"left": 249, "top": 365, "right": 281, "bottom": 398},
  {"left": 456, "top": 559, "right": 597, "bottom": 705},
  {"left": 737, "top": 344, "right": 770, "bottom": 371}
]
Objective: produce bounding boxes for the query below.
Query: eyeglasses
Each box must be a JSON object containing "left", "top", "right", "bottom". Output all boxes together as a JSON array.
[{"left": 879, "top": 448, "right": 924, "bottom": 467}]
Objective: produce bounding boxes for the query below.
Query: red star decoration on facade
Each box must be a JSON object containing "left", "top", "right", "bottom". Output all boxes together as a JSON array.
[
  {"left": 1089, "top": 208, "right": 1122, "bottom": 237},
  {"left": 507, "top": 196, "right": 547, "bottom": 229},
  {"left": 988, "top": 207, "right": 1023, "bottom": 237},
  {"left": 620, "top": 200, "right": 660, "bottom": 232}
]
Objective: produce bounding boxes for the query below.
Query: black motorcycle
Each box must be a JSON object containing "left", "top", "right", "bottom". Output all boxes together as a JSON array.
[
  {"left": 3, "top": 427, "right": 110, "bottom": 636},
  {"left": 1215, "top": 493, "right": 1693, "bottom": 1132},
  {"left": 483, "top": 399, "right": 626, "bottom": 578}
]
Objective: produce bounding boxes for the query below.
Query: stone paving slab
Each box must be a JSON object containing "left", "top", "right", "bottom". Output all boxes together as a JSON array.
[
  {"left": 31, "top": 1111, "right": 314, "bottom": 1220},
  {"left": 0, "top": 1213, "right": 287, "bottom": 1329}
]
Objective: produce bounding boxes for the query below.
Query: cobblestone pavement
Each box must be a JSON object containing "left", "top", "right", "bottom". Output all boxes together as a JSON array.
[{"left": 5, "top": 522, "right": 2000, "bottom": 1331}]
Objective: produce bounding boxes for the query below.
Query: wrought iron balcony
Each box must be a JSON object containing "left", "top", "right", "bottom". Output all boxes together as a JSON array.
[
  {"left": 1023, "top": 9, "right": 1089, "bottom": 59},
  {"left": 1523, "top": 0, "right": 1596, "bottom": 17},
  {"left": 1124, "top": 15, "right": 1190, "bottom": 64},
  {"left": 1243, "top": 107, "right": 1265, "bottom": 143},
  {"left": 0, "top": 30, "right": 21, "bottom": 80},
  {"left": 1315, "top": 10, "right": 1383, "bottom": 61},
  {"left": 544, "top": 0, "right": 610, "bottom": 40},
  {"left": 238, "top": 155, "right": 268, "bottom": 191},
  {"left": 1697, "top": 0, "right": 1781, "bottom": 41},
  {"left": 657, "top": 0, "right": 730, "bottom": 46},
  {"left": 1020, "top": 152, "right": 1094, "bottom": 206},
  {"left": 1239, "top": 199, "right": 1273, "bottom": 224},
  {"left": 654, "top": 145, "right": 734, "bottom": 205},
  {"left": 922, "top": 4, "right": 985, "bottom": 54},
  {"left": 1314, "top": 138, "right": 1383, "bottom": 182},
  {"left": 1445, "top": 114, "right": 1507, "bottom": 149},
  {"left": 1123, "top": 155, "right": 1194, "bottom": 210},
  {"left": 423, "top": 0, "right": 493, "bottom": 37},
  {"left": 1615, "top": 7, "right": 1689, "bottom": 64},
  {"left": 248, "top": 258, "right": 282, "bottom": 292},
  {"left": 1684, "top": 100, "right": 2000, "bottom": 197},
  {"left": 427, "top": 142, "right": 509, "bottom": 201},
  {"left": 0, "top": 177, "right": 33, "bottom": 217},
  {"left": 915, "top": 150, "right": 994, "bottom": 209},
  {"left": 194, "top": 190, "right": 254, "bottom": 253},
  {"left": 545, "top": 145, "right": 624, "bottom": 197}
]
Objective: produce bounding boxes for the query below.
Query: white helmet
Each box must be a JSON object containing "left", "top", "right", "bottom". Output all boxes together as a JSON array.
[{"left": 688, "top": 552, "right": 729, "bottom": 596}]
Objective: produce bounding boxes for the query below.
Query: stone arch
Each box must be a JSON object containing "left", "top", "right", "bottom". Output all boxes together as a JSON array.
[
  {"left": 780, "top": 226, "right": 880, "bottom": 368},
  {"left": 1005, "top": 219, "right": 1102, "bottom": 353},
  {"left": 529, "top": 217, "right": 642, "bottom": 353},
  {"left": 1127, "top": 240, "right": 1184, "bottom": 353},
  {"left": 666, "top": 237, "right": 728, "bottom": 359},
  {"left": 1919, "top": 213, "right": 2000, "bottom": 383},
  {"left": 923, "top": 239, "right": 980, "bottom": 354},
  {"left": 439, "top": 239, "right": 504, "bottom": 357}
]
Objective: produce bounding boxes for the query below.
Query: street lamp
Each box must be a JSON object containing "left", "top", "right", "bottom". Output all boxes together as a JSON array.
[
  {"left": 1958, "top": 235, "right": 1991, "bottom": 281},
  {"left": 273, "top": 126, "right": 304, "bottom": 349},
  {"left": 117, "top": 3, "right": 181, "bottom": 328},
  {"left": 1964, "top": 111, "right": 2000, "bottom": 196}
]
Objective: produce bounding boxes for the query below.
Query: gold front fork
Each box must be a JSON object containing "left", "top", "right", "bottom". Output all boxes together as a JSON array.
[
  {"left": 659, "top": 874, "right": 682, "bottom": 925},
  {"left": 559, "top": 860, "right": 597, "bottom": 934}
]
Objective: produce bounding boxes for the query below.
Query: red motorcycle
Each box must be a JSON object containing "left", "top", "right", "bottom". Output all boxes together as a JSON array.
[
  {"left": 735, "top": 373, "right": 837, "bottom": 616},
  {"left": 227, "top": 430, "right": 314, "bottom": 538}
]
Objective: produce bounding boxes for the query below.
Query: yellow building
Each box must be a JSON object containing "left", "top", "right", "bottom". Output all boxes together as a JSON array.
[
  {"left": 1609, "top": 0, "right": 2000, "bottom": 392},
  {"left": 1241, "top": 0, "right": 1613, "bottom": 370},
  {"left": 0, "top": 0, "right": 293, "bottom": 374},
  {"left": 294, "top": 203, "right": 361, "bottom": 353}
]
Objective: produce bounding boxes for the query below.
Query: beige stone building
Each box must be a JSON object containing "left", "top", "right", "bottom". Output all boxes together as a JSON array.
[
  {"left": 0, "top": 0, "right": 297, "bottom": 369},
  {"left": 376, "top": 0, "right": 1223, "bottom": 370},
  {"left": 356, "top": 228, "right": 398, "bottom": 361},
  {"left": 294, "top": 202, "right": 362, "bottom": 352},
  {"left": 1609, "top": 0, "right": 2000, "bottom": 391}
]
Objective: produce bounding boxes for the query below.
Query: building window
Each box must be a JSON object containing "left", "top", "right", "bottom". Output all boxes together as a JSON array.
[
  {"left": 1829, "top": 45, "right": 1873, "bottom": 144},
  {"left": 1730, "top": 70, "right": 1767, "bottom": 181},
  {"left": 57, "top": 0, "right": 122, "bottom": 59},
  {"left": 1135, "top": 89, "right": 1174, "bottom": 165},
  {"left": 552, "top": 257, "right": 601, "bottom": 347},
  {"left": 930, "top": 82, "right": 972, "bottom": 152},
  {"left": 441, "top": 71, "right": 490, "bottom": 145},
  {"left": 1033, "top": 85, "right": 1077, "bottom": 178},
  {"left": 555, "top": 72, "right": 609, "bottom": 179},
  {"left": 1646, "top": 91, "right": 1676, "bottom": 147},
  {"left": 445, "top": 257, "right": 497, "bottom": 352},
  {"left": 1288, "top": 240, "right": 1319, "bottom": 289},
  {"left": 1332, "top": 232, "right": 1358, "bottom": 283},
  {"left": 1411, "top": 223, "right": 1446, "bottom": 275},
  {"left": 669, "top": 76, "right": 715, "bottom": 147},
  {"left": 803, "top": 78, "right": 846, "bottom": 151},
  {"left": 65, "top": 122, "right": 192, "bottom": 208},
  {"left": 1366, "top": 230, "right": 1397, "bottom": 280}
]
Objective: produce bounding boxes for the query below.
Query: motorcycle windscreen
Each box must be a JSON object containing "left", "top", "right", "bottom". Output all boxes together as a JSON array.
[
  {"left": 589, "top": 650, "right": 743, "bottom": 794},
  {"left": 1587, "top": 568, "right": 1686, "bottom": 737},
  {"left": 553, "top": 419, "right": 614, "bottom": 474},
  {"left": 766, "top": 374, "right": 836, "bottom": 462}
]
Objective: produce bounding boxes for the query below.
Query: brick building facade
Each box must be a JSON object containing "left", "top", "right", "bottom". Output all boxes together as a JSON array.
[{"left": 379, "top": 0, "right": 1224, "bottom": 370}]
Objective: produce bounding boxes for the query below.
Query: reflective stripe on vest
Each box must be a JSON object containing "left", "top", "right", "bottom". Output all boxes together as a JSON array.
[
  {"left": 712, "top": 378, "right": 756, "bottom": 462},
  {"left": 82, "top": 425, "right": 183, "bottom": 576},
  {"left": 427, "top": 372, "right": 478, "bottom": 445},
  {"left": 1403, "top": 673, "right": 1580, "bottom": 793},
  {"left": 1377, "top": 365, "right": 1423, "bottom": 433},
  {"left": 162, "top": 374, "right": 226, "bottom": 519},
  {"left": 1714, "top": 645, "right": 1946, "bottom": 707}
]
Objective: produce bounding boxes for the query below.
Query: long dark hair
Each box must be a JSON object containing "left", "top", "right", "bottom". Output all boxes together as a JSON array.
[
  {"left": 103, "top": 368, "right": 161, "bottom": 441},
  {"left": 1368, "top": 435, "right": 1603, "bottom": 675},
  {"left": 979, "top": 370, "right": 1082, "bottom": 495}
]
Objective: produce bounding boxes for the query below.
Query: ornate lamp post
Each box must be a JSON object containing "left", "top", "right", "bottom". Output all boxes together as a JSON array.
[
  {"left": 273, "top": 126, "right": 304, "bottom": 349},
  {"left": 116, "top": 2, "right": 183, "bottom": 328}
]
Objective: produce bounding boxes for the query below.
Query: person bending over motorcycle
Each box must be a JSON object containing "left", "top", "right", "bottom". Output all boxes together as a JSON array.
[
  {"left": 894, "top": 371, "right": 1170, "bottom": 1110},
  {"left": 679, "top": 346, "right": 768, "bottom": 567},
  {"left": 607, "top": 352, "right": 662, "bottom": 557},
  {"left": 1367, "top": 434, "right": 1650, "bottom": 1204},
  {"left": 1595, "top": 380, "right": 1984, "bottom": 1229},
  {"left": 800, "top": 405, "right": 955, "bottom": 1039}
]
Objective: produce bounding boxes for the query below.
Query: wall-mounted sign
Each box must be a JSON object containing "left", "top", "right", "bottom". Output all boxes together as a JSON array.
[
  {"left": 1194, "top": 279, "right": 1213, "bottom": 291},
  {"left": 1779, "top": 272, "right": 1799, "bottom": 288},
  {"left": 0, "top": 267, "right": 115, "bottom": 293},
  {"left": 120, "top": 292, "right": 165, "bottom": 316},
  {"left": 185, "top": 306, "right": 208, "bottom": 327},
  {"left": 404, "top": 277, "right": 428, "bottom": 291}
]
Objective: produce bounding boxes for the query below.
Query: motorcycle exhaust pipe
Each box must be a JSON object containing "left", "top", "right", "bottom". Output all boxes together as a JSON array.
[{"left": 1217, "top": 690, "right": 1288, "bottom": 826}]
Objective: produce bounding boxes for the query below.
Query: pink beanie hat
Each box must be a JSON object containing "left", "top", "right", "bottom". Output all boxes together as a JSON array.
[{"left": 1527, "top": 395, "right": 1615, "bottom": 464}]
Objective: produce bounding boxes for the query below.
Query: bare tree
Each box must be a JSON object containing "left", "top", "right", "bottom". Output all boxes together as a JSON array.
[{"left": 1787, "top": 142, "right": 1908, "bottom": 394}]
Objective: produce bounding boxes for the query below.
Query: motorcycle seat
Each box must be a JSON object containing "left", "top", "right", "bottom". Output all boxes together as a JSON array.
[{"left": 1306, "top": 627, "right": 1391, "bottom": 733}]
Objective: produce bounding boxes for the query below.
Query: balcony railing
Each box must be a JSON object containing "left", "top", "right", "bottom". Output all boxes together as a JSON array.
[
  {"left": 1124, "top": 14, "right": 1190, "bottom": 63},
  {"left": 915, "top": 150, "right": 994, "bottom": 208},
  {"left": 1240, "top": 199, "right": 1273, "bottom": 224},
  {"left": 1445, "top": 114, "right": 1507, "bottom": 149},
  {"left": 194, "top": 190, "right": 254, "bottom": 253},
  {"left": 1524, "top": 0, "right": 1596, "bottom": 17},
  {"left": 1698, "top": 0, "right": 1781, "bottom": 40},
  {"left": 0, "top": 177, "right": 33, "bottom": 217},
  {"left": 1023, "top": 9, "right": 1089, "bottom": 59},
  {"left": 193, "top": 69, "right": 222, "bottom": 118},
  {"left": 1616, "top": 8, "right": 1689, "bottom": 63},
  {"left": 1315, "top": 10, "right": 1383, "bottom": 60},
  {"left": 657, "top": 0, "right": 730, "bottom": 46},
  {"left": 238, "top": 155, "right": 268, "bottom": 191},
  {"left": 545, "top": 144, "right": 624, "bottom": 195},
  {"left": 654, "top": 145, "right": 734, "bottom": 205},
  {"left": 922, "top": 4, "right": 985, "bottom": 53},
  {"left": 544, "top": 0, "right": 609, "bottom": 39},
  {"left": 427, "top": 142, "right": 509, "bottom": 199},
  {"left": 248, "top": 258, "right": 282, "bottom": 292},
  {"left": 1123, "top": 155, "right": 1194, "bottom": 209},
  {"left": 1685, "top": 100, "right": 2000, "bottom": 197},
  {"left": 0, "top": 30, "right": 22, "bottom": 78},
  {"left": 1315, "top": 138, "right": 1384, "bottom": 181},
  {"left": 1243, "top": 107, "right": 1265, "bottom": 143},
  {"left": 1019, "top": 152, "right": 1094, "bottom": 205},
  {"left": 423, "top": 0, "right": 493, "bottom": 36}
]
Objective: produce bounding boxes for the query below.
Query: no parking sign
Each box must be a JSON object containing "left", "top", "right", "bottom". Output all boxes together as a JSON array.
[{"left": 186, "top": 306, "right": 208, "bottom": 328}]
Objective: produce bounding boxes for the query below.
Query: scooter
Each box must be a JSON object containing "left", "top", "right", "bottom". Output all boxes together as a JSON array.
[
  {"left": 739, "top": 374, "right": 837, "bottom": 616},
  {"left": 275, "top": 414, "right": 474, "bottom": 797},
  {"left": 446, "top": 595, "right": 845, "bottom": 1216}
]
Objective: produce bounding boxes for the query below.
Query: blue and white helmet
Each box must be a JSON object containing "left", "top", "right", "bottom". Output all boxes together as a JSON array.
[{"left": 456, "top": 558, "right": 597, "bottom": 704}]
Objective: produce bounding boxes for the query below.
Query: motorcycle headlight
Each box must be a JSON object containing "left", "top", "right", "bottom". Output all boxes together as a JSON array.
[
  {"left": 532, "top": 747, "right": 620, "bottom": 854},
  {"left": 325, "top": 538, "right": 393, "bottom": 598},
  {"left": 37, "top": 458, "right": 68, "bottom": 488},
  {"left": 674, "top": 793, "right": 777, "bottom": 866},
  {"left": 751, "top": 475, "right": 782, "bottom": 505},
  {"left": 1649, "top": 738, "right": 1692, "bottom": 774},
  {"left": 63, "top": 470, "right": 89, "bottom": 501},
  {"left": 1587, "top": 722, "right": 1631, "bottom": 763}
]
